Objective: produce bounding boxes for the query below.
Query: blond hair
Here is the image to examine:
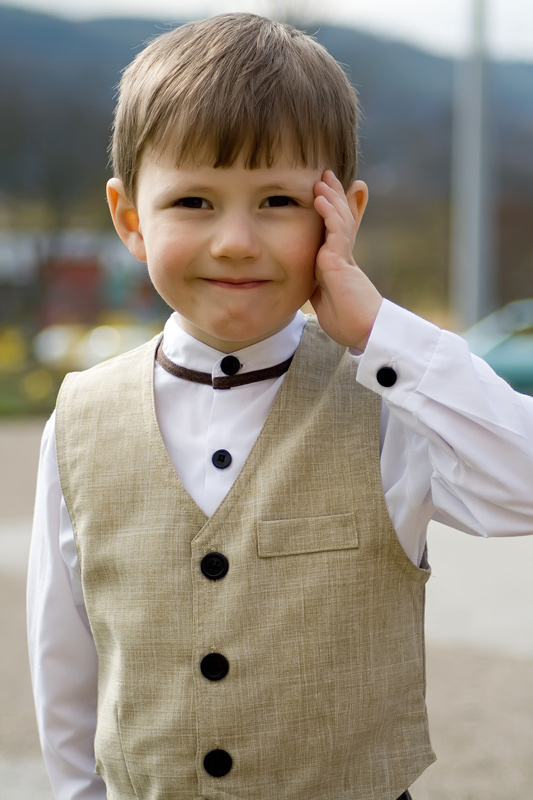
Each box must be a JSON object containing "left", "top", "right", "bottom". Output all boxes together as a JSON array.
[{"left": 111, "top": 13, "right": 359, "bottom": 199}]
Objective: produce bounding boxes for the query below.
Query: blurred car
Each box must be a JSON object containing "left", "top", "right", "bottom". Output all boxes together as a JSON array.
[{"left": 463, "top": 299, "right": 533, "bottom": 396}]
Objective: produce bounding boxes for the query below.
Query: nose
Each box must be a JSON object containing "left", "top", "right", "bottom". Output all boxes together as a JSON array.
[{"left": 210, "top": 212, "right": 261, "bottom": 261}]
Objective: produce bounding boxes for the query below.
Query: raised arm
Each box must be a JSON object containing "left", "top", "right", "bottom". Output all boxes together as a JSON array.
[
  {"left": 312, "top": 169, "right": 533, "bottom": 546},
  {"left": 357, "top": 300, "right": 533, "bottom": 544}
]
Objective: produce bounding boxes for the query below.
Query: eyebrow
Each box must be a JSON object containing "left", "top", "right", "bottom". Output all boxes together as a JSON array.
[
  {"left": 156, "top": 167, "right": 319, "bottom": 197},
  {"left": 262, "top": 185, "right": 296, "bottom": 192},
  {"left": 258, "top": 182, "right": 316, "bottom": 194},
  {"left": 161, "top": 181, "right": 315, "bottom": 197},
  {"left": 165, "top": 184, "right": 213, "bottom": 195}
]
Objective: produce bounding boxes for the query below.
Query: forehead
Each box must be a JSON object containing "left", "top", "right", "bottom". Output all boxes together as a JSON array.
[
  {"left": 143, "top": 123, "right": 328, "bottom": 172},
  {"left": 137, "top": 142, "right": 326, "bottom": 192}
]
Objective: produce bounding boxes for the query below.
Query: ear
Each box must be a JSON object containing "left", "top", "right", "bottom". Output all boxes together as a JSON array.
[
  {"left": 345, "top": 179, "right": 369, "bottom": 233},
  {"left": 106, "top": 178, "right": 147, "bottom": 263}
]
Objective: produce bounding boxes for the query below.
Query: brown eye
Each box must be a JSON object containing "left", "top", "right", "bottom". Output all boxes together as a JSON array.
[
  {"left": 175, "top": 197, "right": 209, "bottom": 209},
  {"left": 263, "top": 196, "right": 297, "bottom": 208}
]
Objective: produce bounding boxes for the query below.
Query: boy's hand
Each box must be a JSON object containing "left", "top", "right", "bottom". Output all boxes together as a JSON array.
[{"left": 311, "top": 170, "right": 382, "bottom": 351}]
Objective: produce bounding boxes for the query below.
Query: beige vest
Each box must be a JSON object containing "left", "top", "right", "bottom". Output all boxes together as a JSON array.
[{"left": 56, "top": 318, "right": 435, "bottom": 800}]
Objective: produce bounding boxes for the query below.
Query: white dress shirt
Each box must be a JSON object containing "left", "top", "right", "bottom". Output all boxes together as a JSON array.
[{"left": 27, "top": 300, "right": 533, "bottom": 800}]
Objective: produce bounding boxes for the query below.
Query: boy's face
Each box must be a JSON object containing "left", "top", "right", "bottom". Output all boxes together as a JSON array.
[{"left": 108, "top": 145, "right": 344, "bottom": 352}]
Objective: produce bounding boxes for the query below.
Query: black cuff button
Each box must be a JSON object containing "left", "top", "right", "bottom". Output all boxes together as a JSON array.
[
  {"left": 376, "top": 366, "right": 397, "bottom": 387},
  {"left": 204, "top": 748, "right": 233, "bottom": 777}
]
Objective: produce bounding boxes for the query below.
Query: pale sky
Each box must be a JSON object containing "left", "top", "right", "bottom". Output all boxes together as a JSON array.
[{"left": 2, "top": 0, "right": 533, "bottom": 61}]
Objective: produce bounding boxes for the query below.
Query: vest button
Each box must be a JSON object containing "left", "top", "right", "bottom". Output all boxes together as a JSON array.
[
  {"left": 212, "top": 449, "right": 232, "bottom": 469},
  {"left": 220, "top": 355, "right": 241, "bottom": 376},
  {"left": 201, "top": 652, "right": 229, "bottom": 681},
  {"left": 376, "top": 366, "right": 397, "bottom": 387},
  {"left": 203, "top": 748, "right": 233, "bottom": 777},
  {"left": 201, "top": 552, "right": 229, "bottom": 580}
]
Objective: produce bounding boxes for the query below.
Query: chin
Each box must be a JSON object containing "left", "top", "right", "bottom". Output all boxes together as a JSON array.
[{"left": 208, "top": 318, "right": 266, "bottom": 344}]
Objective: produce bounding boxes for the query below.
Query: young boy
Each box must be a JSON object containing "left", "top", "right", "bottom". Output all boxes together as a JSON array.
[{"left": 27, "top": 13, "right": 533, "bottom": 800}]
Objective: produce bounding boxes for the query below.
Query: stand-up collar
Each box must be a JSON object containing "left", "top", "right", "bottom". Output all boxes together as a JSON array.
[{"left": 161, "top": 311, "right": 307, "bottom": 380}]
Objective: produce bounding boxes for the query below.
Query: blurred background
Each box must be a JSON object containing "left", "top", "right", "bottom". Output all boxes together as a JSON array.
[
  {"left": 1, "top": 0, "right": 533, "bottom": 414},
  {"left": 1, "top": 0, "right": 532, "bottom": 797}
]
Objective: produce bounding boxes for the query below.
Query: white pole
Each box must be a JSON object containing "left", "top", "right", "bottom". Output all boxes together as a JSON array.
[{"left": 450, "top": 0, "right": 495, "bottom": 329}]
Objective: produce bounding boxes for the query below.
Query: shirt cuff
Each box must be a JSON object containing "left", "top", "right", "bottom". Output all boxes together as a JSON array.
[{"left": 354, "top": 299, "right": 442, "bottom": 404}]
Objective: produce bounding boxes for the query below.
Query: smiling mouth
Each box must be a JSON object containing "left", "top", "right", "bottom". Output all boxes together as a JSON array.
[{"left": 205, "top": 278, "right": 269, "bottom": 289}]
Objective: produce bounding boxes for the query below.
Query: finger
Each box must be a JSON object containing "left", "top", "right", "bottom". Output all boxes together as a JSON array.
[
  {"left": 314, "top": 191, "right": 356, "bottom": 245},
  {"left": 314, "top": 170, "right": 345, "bottom": 202},
  {"left": 314, "top": 174, "right": 355, "bottom": 230},
  {"left": 313, "top": 193, "right": 347, "bottom": 234},
  {"left": 313, "top": 199, "right": 356, "bottom": 268},
  {"left": 318, "top": 170, "right": 350, "bottom": 205},
  {"left": 321, "top": 169, "right": 345, "bottom": 192}
]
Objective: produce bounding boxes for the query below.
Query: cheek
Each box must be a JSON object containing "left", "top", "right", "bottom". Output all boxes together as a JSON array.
[
  {"left": 144, "top": 232, "right": 193, "bottom": 279},
  {"left": 302, "top": 214, "right": 325, "bottom": 259},
  {"left": 284, "top": 225, "right": 323, "bottom": 280}
]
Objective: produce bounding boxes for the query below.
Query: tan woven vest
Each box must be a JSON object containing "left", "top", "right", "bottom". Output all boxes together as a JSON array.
[{"left": 56, "top": 318, "right": 435, "bottom": 800}]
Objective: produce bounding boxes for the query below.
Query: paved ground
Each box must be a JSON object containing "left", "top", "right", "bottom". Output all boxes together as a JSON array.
[
  {"left": 1, "top": 418, "right": 533, "bottom": 799},
  {"left": 1, "top": 419, "right": 53, "bottom": 798}
]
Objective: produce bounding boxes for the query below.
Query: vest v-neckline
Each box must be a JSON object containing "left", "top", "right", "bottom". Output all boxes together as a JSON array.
[{"left": 141, "top": 320, "right": 346, "bottom": 528}]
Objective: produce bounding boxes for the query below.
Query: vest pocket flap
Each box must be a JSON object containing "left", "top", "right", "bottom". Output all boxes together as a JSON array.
[{"left": 257, "top": 513, "right": 358, "bottom": 557}]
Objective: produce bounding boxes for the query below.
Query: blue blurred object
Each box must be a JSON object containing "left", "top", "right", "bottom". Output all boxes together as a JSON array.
[{"left": 463, "top": 300, "right": 533, "bottom": 396}]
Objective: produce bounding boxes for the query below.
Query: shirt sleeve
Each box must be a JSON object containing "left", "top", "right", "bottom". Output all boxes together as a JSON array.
[
  {"left": 27, "top": 413, "right": 106, "bottom": 800},
  {"left": 355, "top": 299, "right": 533, "bottom": 548}
]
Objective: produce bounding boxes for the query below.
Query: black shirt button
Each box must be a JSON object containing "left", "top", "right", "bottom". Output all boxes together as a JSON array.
[
  {"left": 201, "top": 653, "right": 229, "bottom": 681},
  {"left": 376, "top": 366, "right": 397, "bottom": 387},
  {"left": 204, "top": 748, "right": 233, "bottom": 777},
  {"left": 212, "top": 449, "right": 232, "bottom": 469},
  {"left": 220, "top": 355, "right": 241, "bottom": 376},
  {"left": 201, "top": 552, "right": 229, "bottom": 580}
]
